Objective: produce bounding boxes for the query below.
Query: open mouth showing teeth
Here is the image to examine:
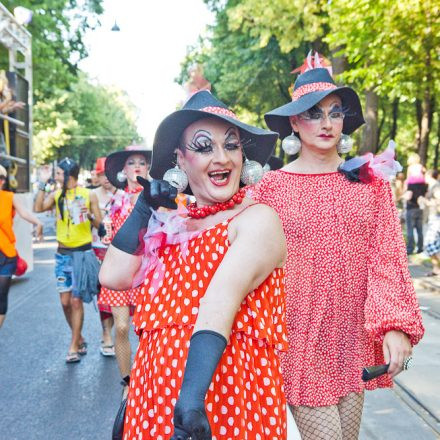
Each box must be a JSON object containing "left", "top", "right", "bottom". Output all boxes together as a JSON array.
[{"left": 208, "top": 170, "right": 230, "bottom": 183}]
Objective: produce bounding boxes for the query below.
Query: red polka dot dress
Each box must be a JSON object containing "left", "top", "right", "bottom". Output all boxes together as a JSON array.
[
  {"left": 123, "top": 219, "right": 288, "bottom": 440},
  {"left": 98, "top": 191, "right": 142, "bottom": 310},
  {"left": 252, "top": 171, "right": 424, "bottom": 407}
]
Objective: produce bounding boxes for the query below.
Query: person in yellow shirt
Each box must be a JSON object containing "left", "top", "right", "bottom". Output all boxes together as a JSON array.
[
  {"left": 0, "top": 164, "right": 43, "bottom": 328},
  {"left": 34, "top": 158, "right": 103, "bottom": 363}
]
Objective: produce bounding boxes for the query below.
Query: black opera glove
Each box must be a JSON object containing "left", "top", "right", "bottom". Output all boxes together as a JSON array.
[
  {"left": 171, "top": 330, "right": 227, "bottom": 440},
  {"left": 111, "top": 177, "right": 177, "bottom": 255},
  {"left": 137, "top": 176, "right": 177, "bottom": 210}
]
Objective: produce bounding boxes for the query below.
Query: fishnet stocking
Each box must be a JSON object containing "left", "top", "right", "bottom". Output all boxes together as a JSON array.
[
  {"left": 290, "top": 392, "right": 364, "bottom": 440},
  {"left": 338, "top": 392, "right": 364, "bottom": 439},
  {"left": 111, "top": 305, "right": 132, "bottom": 378},
  {"left": 291, "top": 404, "right": 342, "bottom": 440}
]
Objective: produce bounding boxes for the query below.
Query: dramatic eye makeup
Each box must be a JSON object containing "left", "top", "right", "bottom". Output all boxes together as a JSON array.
[
  {"left": 127, "top": 158, "right": 147, "bottom": 166},
  {"left": 300, "top": 103, "right": 346, "bottom": 120},
  {"left": 185, "top": 127, "right": 242, "bottom": 154},
  {"left": 186, "top": 130, "right": 214, "bottom": 154},
  {"left": 224, "top": 127, "right": 241, "bottom": 151}
]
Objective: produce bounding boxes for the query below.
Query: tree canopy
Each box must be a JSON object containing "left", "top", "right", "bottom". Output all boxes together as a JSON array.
[
  {"left": 33, "top": 75, "right": 141, "bottom": 167},
  {"left": 178, "top": 0, "right": 440, "bottom": 166},
  {"left": 1, "top": 0, "right": 104, "bottom": 98},
  {"left": 1, "top": 1, "right": 143, "bottom": 167}
]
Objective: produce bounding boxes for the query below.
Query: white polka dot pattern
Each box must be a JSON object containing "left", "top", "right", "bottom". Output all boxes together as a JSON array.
[
  {"left": 252, "top": 171, "right": 424, "bottom": 407},
  {"left": 98, "top": 194, "right": 138, "bottom": 308},
  {"left": 123, "top": 220, "right": 288, "bottom": 439}
]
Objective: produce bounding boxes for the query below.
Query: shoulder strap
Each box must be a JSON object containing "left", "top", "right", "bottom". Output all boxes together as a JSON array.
[{"left": 227, "top": 202, "right": 261, "bottom": 223}]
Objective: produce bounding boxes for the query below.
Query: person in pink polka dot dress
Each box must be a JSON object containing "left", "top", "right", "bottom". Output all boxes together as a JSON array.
[
  {"left": 99, "top": 146, "right": 152, "bottom": 399},
  {"left": 100, "top": 91, "right": 289, "bottom": 439},
  {"left": 254, "top": 55, "right": 425, "bottom": 439}
]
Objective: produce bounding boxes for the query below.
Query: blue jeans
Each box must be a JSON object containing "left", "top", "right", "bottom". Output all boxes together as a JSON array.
[
  {"left": 406, "top": 208, "right": 424, "bottom": 254},
  {"left": 55, "top": 253, "right": 74, "bottom": 293}
]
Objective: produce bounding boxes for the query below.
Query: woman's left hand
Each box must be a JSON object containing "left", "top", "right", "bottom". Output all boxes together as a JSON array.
[
  {"left": 383, "top": 330, "right": 412, "bottom": 377},
  {"left": 35, "top": 223, "right": 43, "bottom": 242}
]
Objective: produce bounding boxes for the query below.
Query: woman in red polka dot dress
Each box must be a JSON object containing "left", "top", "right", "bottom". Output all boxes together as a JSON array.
[
  {"left": 254, "top": 54, "right": 425, "bottom": 439},
  {"left": 100, "top": 91, "right": 288, "bottom": 439},
  {"left": 98, "top": 146, "right": 152, "bottom": 399}
]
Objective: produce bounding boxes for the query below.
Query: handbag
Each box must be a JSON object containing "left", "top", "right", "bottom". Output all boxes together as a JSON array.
[
  {"left": 0, "top": 221, "right": 27, "bottom": 276},
  {"left": 15, "top": 252, "right": 28, "bottom": 276},
  {"left": 111, "top": 397, "right": 127, "bottom": 440}
]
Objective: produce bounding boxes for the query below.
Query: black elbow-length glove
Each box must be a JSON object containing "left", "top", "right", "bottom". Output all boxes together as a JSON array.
[
  {"left": 171, "top": 330, "right": 227, "bottom": 440},
  {"left": 111, "top": 177, "right": 177, "bottom": 255}
]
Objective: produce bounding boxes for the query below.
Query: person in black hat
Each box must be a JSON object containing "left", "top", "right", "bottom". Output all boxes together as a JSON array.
[
  {"left": 252, "top": 53, "right": 424, "bottom": 439},
  {"left": 98, "top": 146, "right": 151, "bottom": 398},
  {"left": 99, "top": 90, "right": 289, "bottom": 439},
  {"left": 34, "top": 157, "right": 104, "bottom": 363}
]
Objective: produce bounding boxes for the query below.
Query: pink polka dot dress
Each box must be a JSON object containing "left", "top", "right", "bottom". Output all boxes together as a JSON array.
[
  {"left": 123, "top": 219, "right": 288, "bottom": 439},
  {"left": 252, "top": 171, "right": 424, "bottom": 407},
  {"left": 98, "top": 191, "right": 141, "bottom": 310}
]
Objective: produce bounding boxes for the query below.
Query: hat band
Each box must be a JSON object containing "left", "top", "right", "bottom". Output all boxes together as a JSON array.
[
  {"left": 291, "top": 82, "right": 337, "bottom": 102},
  {"left": 200, "top": 106, "right": 238, "bottom": 120}
]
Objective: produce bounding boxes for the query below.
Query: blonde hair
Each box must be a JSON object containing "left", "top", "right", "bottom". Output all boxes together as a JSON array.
[
  {"left": 0, "top": 164, "right": 7, "bottom": 177},
  {"left": 407, "top": 153, "right": 421, "bottom": 166}
]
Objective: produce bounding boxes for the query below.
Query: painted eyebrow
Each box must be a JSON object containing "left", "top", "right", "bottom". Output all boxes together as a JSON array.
[
  {"left": 189, "top": 129, "right": 212, "bottom": 141},
  {"left": 316, "top": 102, "right": 343, "bottom": 111},
  {"left": 192, "top": 129, "right": 211, "bottom": 136},
  {"left": 224, "top": 126, "right": 238, "bottom": 136}
]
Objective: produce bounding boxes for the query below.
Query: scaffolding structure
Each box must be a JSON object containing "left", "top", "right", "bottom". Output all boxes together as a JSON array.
[{"left": 0, "top": 2, "right": 32, "bottom": 179}]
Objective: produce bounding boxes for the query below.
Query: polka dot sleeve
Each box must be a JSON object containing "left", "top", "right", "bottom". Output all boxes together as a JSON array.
[{"left": 364, "top": 179, "right": 425, "bottom": 345}]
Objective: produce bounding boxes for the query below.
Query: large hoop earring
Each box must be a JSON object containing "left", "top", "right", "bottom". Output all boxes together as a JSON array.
[
  {"left": 163, "top": 164, "right": 188, "bottom": 192},
  {"left": 337, "top": 134, "right": 354, "bottom": 154},
  {"left": 117, "top": 170, "right": 127, "bottom": 182},
  {"left": 282, "top": 132, "right": 301, "bottom": 155},
  {"left": 240, "top": 158, "right": 264, "bottom": 185}
]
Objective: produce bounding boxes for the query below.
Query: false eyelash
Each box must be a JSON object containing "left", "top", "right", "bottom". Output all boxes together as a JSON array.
[
  {"left": 305, "top": 104, "right": 349, "bottom": 117},
  {"left": 240, "top": 137, "right": 254, "bottom": 149},
  {"left": 185, "top": 140, "right": 212, "bottom": 152}
]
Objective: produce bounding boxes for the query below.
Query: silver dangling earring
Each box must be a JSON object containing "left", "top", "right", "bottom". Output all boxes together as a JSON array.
[
  {"left": 240, "top": 158, "right": 264, "bottom": 185},
  {"left": 281, "top": 132, "right": 301, "bottom": 155},
  {"left": 337, "top": 134, "right": 354, "bottom": 154},
  {"left": 163, "top": 164, "right": 188, "bottom": 193},
  {"left": 116, "top": 170, "right": 127, "bottom": 182}
]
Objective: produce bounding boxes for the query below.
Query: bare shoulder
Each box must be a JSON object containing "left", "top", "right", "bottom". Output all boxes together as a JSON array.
[
  {"left": 229, "top": 202, "right": 285, "bottom": 240},
  {"left": 89, "top": 191, "right": 98, "bottom": 202},
  {"left": 228, "top": 202, "right": 286, "bottom": 266}
]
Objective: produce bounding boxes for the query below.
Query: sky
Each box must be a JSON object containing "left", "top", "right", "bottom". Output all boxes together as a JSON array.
[{"left": 79, "top": 0, "right": 214, "bottom": 147}]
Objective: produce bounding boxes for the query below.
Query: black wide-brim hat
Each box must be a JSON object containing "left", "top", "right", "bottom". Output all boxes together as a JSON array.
[
  {"left": 265, "top": 68, "right": 365, "bottom": 140},
  {"left": 105, "top": 146, "right": 152, "bottom": 189},
  {"left": 267, "top": 155, "right": 284, "bottom": 171},
  {"left": 150, "top": 91, "right": 278, "bottom": 195}
]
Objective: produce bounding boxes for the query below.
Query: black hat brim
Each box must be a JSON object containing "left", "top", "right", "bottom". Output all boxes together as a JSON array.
[
  {"left": 105, "top": 150, "right": 152, "bottom": 189},
  {"left": 150, "top": 110, "right": 278, "bottom": 195},
  {"left": 265, "top": 87, "right": 365, "bottom": 140}
]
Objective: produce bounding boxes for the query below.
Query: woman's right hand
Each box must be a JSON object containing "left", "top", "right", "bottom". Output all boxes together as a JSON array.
[
  {"left": 35, "top": 223, "right": 43, "bottom": 242},
  {"left": 171, "top": 406, "right": 211, "bottom": 440},
  {"left": 136, "top": 176, "right": 177, "bottom": 210}
]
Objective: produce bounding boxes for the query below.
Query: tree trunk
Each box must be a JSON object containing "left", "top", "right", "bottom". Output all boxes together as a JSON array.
[
  {"left": 390, "top": 100, "right": 399, "bottom": 140},
  {"left": 418, "top": 90, "right": 433, "bottom": 165},
  {"left": 330, "top": 46, "right": 348, "bottom": 79},
  {"left": 415, "top": 99, "right": 422, "bottom": 151},
  {"left": 360, "top": 90, "right": 379, "bottom": 154},
  {"left": 434, "top": 113, "right": 440, "bottom": 169}
]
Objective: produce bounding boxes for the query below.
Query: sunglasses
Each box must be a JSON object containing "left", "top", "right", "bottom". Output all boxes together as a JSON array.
[
  {"left": 297, "top": 111, "right": 345, "bottom": 123},
  {"left": 0, "top": 175, "right": 6, "bottom": 180}
]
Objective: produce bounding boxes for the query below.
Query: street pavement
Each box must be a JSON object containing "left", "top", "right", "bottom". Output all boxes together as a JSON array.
[{"left": 1, "top": 222, "right": 439, "bottom": 439}]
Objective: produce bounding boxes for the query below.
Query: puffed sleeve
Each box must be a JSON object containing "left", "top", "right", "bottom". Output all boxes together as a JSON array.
[
  {"left": 247, "top": 171, "right": 271, "bottom": 203},
  {"left": 364, "top": 178, "right": 424, "bottom": 346}
]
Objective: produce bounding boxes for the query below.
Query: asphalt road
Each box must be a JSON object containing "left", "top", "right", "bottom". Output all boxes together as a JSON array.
[{"left": 1, "top": 223, "right": 439, "bottom": 439}]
